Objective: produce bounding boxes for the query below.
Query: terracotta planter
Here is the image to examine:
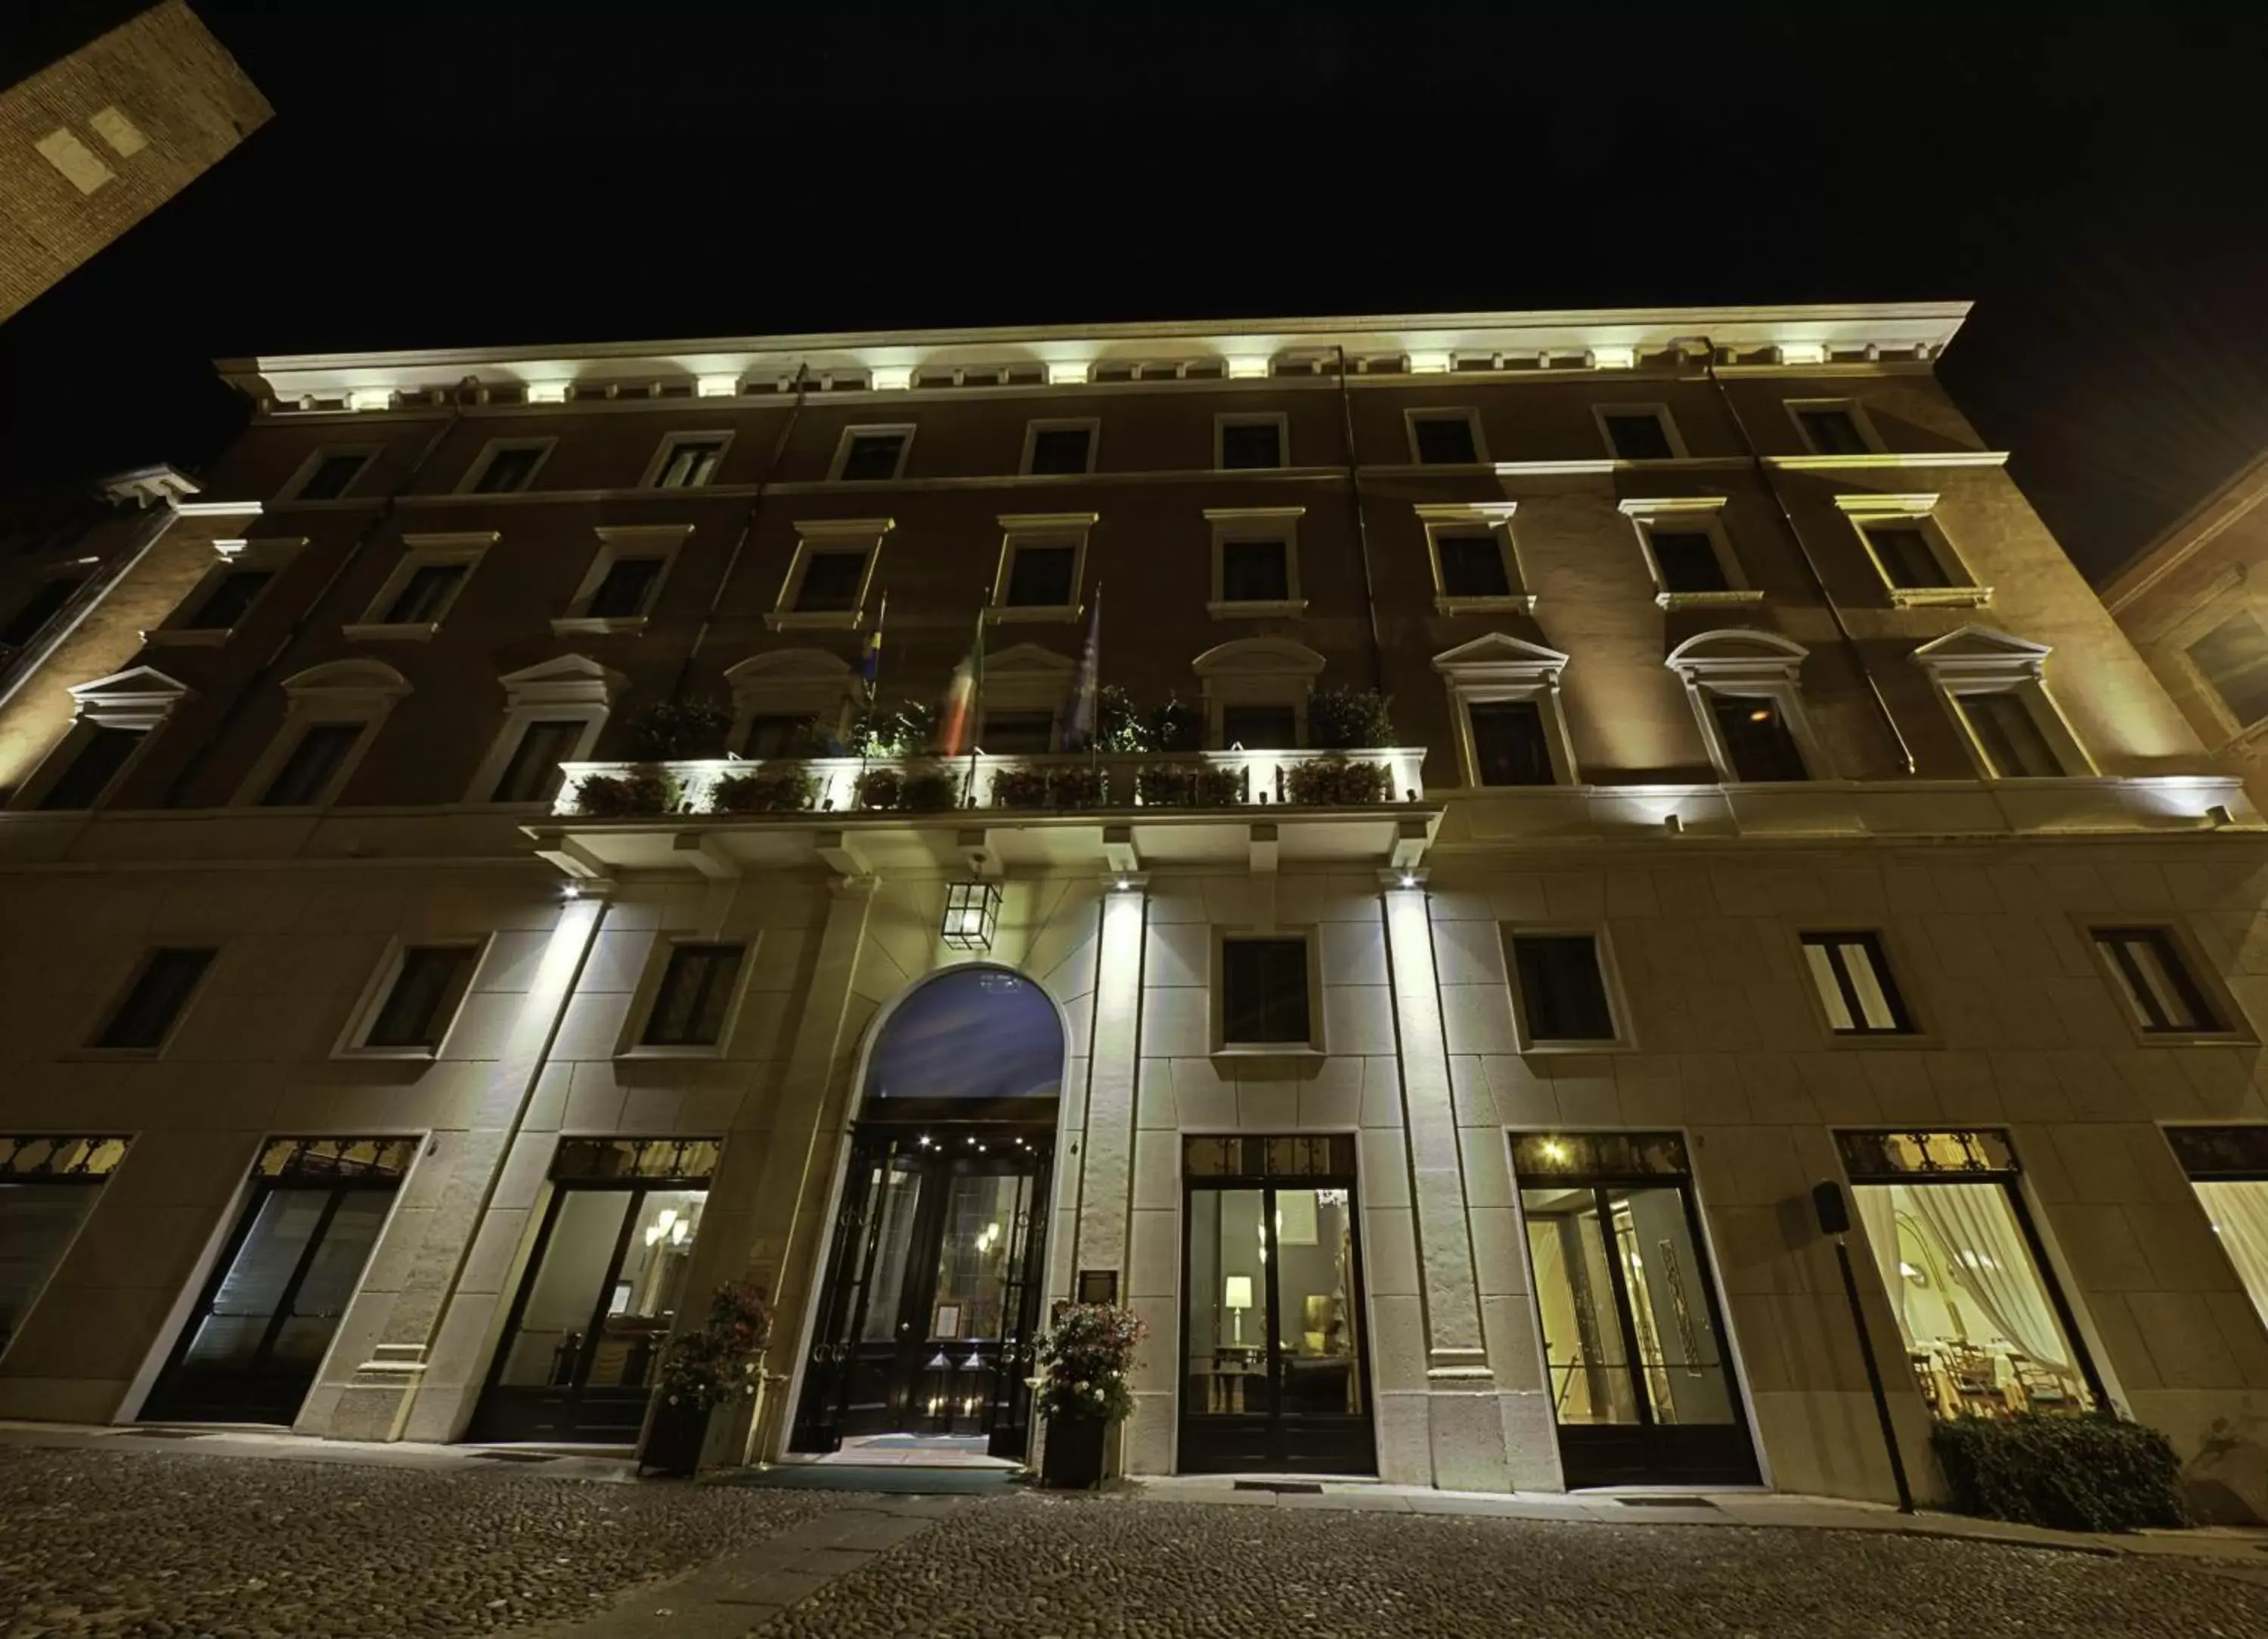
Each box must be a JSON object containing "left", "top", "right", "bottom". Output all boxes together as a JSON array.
[{"left": 1041, "top": 1415, "right": 1108, "bottom": 1489}]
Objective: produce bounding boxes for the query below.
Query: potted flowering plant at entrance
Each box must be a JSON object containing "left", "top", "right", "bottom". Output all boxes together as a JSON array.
[
  {"left": 1036, "top": 1303, "right": 1145, "bottom": 1489},
  {"left": 640, "top": 1279, "right": 772, "bottom": 1477}
]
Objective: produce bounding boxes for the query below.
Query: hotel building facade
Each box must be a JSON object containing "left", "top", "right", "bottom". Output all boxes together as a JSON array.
[{"left": 5, "top": 305, "right": 2268, "bottom": 1519}]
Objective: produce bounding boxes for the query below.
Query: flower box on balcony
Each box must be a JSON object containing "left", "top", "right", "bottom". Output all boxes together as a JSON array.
[
  {"left": 856, "top": 764, "right": 962, "bottom": 813},
  {"left": 1136, "top": 763, "right": 1243, "bottom": 808},
  {"left": 572, "top": 767, "right": 680, "bottom": 818},
  {"left": 992, "top": 764, "right": 1110, "bottom": 811},
  {"left": 711, "top": 767, "right": 817, "bottom": 815},
  {"left": 1284, "top": 757, "right": 1393, "bottom": 806}
]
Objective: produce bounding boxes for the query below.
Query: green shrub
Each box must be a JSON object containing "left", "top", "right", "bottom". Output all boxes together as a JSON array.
[
  {"left": 1930, "top": 1413, "right": 2190, "bottom": 1532},
  {"left": 1145, "top": 696, "right": 1203, "bottom": 753},
  {"left": 857, "top": 765, "right": 962, "bottom": 812},
  {"left": 989, "top": 767, "right": 1053, "bottom": 810},
  {"left": 624, "top": 697, "right": 733, "bottom": 761},
  {"left": 849, "top": 699, "right": 936, "bottom": 758},
  {"left": 1307, "top": 686, "right": 1396, "bottom": 750},
  {"left": 1284, "top": 757, "right": 1393, "bottom": 806},
  {"left": 711, "top": 769, "right": 816, "bottom": 814},
  {"left": 1094, "top": 686, "right": 1150, "bottom": 753},
  {"left": 1136, "top": 763, "right": 1242, "bottom": 807},
  {"left": 990, "top": 764, "right": 1111, "bottom": 811},
  {"left": 572, "top": 768, "right": 679, "bottom": 817}
]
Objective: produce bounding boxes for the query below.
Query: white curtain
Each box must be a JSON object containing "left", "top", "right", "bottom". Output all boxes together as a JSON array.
[
  {"left": 1853, "top": 1187, "right": 1906, "bottom": 1334},
  {"left": 2195, "top": 1181, "right": 2268, "bottom": 1331},
  {"left": 1905, "top": 1183, "right": 2073, "bottom": 1375}
]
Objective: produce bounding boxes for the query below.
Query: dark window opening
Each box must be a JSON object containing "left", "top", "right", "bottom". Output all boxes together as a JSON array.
[
  {"left": 260, "top": 723, "right": 364, "bottom": 807},
  {"left": 296, "top": 452, "right": 369, "bottom": 501},
  {"left": 1436, "top": 532, "right": 1513, "bottom": 600},
  {"left": 1650, "top": 531, "right": 1730, "bottom": 593},
  {"left": 1795, "top": 407, "right": 1870, "bottom": 455},
  {"left": 2094, "top": 928, "right": 2224, "bottom": 1035},
  {"left": 94, "top": 947, "right": 215, "bottom": 1050},
  {"left": 1003, "top": 545, "right": 1077, "bottom": 608},
  {"left": 1219, "top": 420, "right": 1284, "bottom": 469},
  {"left": 471, "top": 445, "right": 545, "bottom": 494},
  {"left": 1, "top": 576, "right": 88, "bottom": 649},
  {"left": 1711, "top": 694, "right": 1808, "bottom": 782},
  {"left": 492, "top": 718, "right": 587, "bottom": 804},
  {"left": 1867, "top": 525, "right": 1954, "bottom": 589},
  {"left": 2189, "top": 613, "right": 2268, "bottom": 729},
  {"left": 1602, "top": 411, "right": 1675, "bottom": 460},
  {"left": 1027, "top": 426, "right": 1092, "bottom": 475},
  {"left": 185, "top": 569, "right": 274, "bottom": 631},
  {"left": 1219, "top": 539, "right": 1290, "bottom": 603},
  {"left": 585, "top": 556, "right": 665, "bottom": 620},
  {"left": 1221, "top": 704, "right": 1297, "bottom": 750},
  {"left": 38, "top": 725, "right": 144, "bottom": 810},
  {"left": 1957, "top": 691, "right": 2064, "bottom": 779},
  {"left": 382, "top": 562, "right": 467, "bottom": 625},
  {"left": 1222, "top": 937, "right": 1312, "bottom": 1046},
  {"left": 743, "top": 713, "right": 817, "bottom": 758},
  {"left": 366, "top": 946, "right": 480, "bottom": 1049},
  {"left": 980, "top": 711, "right": 1055, "bottom": 753},
  {"left": 1510, "top": 933, "right": 1616, "bottom": 1042},
  {"left": 1412, "top": 416, "right": 1479, "bottom": 465},
  {"left": 654, "top": 439, "right": 725, "bottom": 488},
  {"left": 838, "top": 432, "right": 907, "bottom": 482},
  {"left": 643, "top": 943, "right": 746, "bottom": 1046},
  {"left": 795, "top": 550, "right": 869, "bottom": 612},
  {"left": 1468, "top": 699, "right": 1554, "bottom": 786}
]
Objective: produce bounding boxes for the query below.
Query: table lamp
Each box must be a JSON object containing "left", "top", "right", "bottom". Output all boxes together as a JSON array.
[{"left": 1224, "top": 1275, "right": 1253, "bottom": 1346}]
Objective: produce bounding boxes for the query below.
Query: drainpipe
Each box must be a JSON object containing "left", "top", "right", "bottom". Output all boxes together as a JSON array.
[
  {"left": 672, "top": 363, "right": 811, "bottom": 702},
  {"left": 1675, "top": 336, "right": 1916, "bottom": 776},
  {"left": 160, "top": 380, "right": 478, "bottom": 805},
  {"left": 1334, "top": 345, "right": 1387, "bottom": 692}
]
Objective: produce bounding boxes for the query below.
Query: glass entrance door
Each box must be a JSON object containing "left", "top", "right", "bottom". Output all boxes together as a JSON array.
[
  {"left": 1514, "top": 1132, "right": 1756, "bottom": 1487},
  {"left": 1179, "top": 1136, "right": 1373, "bottom": 1476},
  {"left": 144, "top": 1138, "right": 417, "bottom": 1426},
  {"left": 790, "top": 1127, "right": 1050, "bottom": 1458}
]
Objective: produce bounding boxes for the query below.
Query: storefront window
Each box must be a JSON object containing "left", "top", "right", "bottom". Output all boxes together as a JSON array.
[
  {"left": 1839, "top": 1129, "right": 2096, "bottom": 1421},
  {"left": 0, "top": 1136, "right": 129, "bottom": 1356},
  {"left": 2167, "top": 1126, "right": 2268, "bottom": 1334}
]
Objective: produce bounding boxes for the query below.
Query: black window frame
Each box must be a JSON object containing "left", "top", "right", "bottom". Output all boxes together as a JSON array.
[
  {"left": 1411, "top": 412, "right": 1481, "bottom": 466},
  {"left": 1709, "top": 692, "right": 1810, "bottom": 782},
  {"left": 92, "top": 947, "right": 215, "bottom": 1052},
  {"left": 584, "top": 555, "right": 668, "bottom": 621},
  {"left": 1024, "top": 424, "right": 1094, "bottom": 476},
  {"left": 363, "top": 944, "right": 482, "bottom": 1051},
  {"left": 1002, "top": 542, "right": 1079, "bottom": 609},
  {"left": 1507, "top": 931, "right": 1619, "bottom": 1045},
  {"left": 1647, "top": 528, "right": 1732, "bottom": 594},
  {"left": 651, "top": 436, "right": 727, "bottom": 490},
  {"left": 1600, "top": 409, "right": 1676, "bottom": 461},
  {"left": 1218, "top": 418, "right": 1286, "bottom": 471},
  {"left": 1219, "top": 702, "right": 1299, "bottom": 751},
  {"left": 835, "top": 429, "right": 909, "bottom": 482},
  {"left": 1467, "top": 698, "right": 1556, "bottom": 787},
  {"left": 1792, "top": 404, "right": 1871, "bottom": 456},
  {"left": 641, "top": 943, "right": 748, "bottom": 1048},
  {"left": 1435, "top": 530, "right": 1514, "bottom": 600},
  {"left": 491, "top": 717, "right": 588, "bottom": 804},
  {"left": 792, "top": 548, "right": 871, "bottom": 614},
  {"left": 2093, "top": 926, "right": 2229, "bottom": 1036},
  {"left": 1799, "top": 931, "right": 1917, "bottom": 1037},
  {"left": 259, "top": 721, "right": 367, "bottom": 807},
  {"left": 1218, "top": 538, "right": 1292, "bottom": 605},
  {"left": 1219, "top": 936, "right": 1315, "bottom": 1049}
]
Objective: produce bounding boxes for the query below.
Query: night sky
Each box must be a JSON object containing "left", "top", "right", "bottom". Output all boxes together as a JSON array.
[{"left": 7, "top": 3, "right": 2268, "bottom": 582}]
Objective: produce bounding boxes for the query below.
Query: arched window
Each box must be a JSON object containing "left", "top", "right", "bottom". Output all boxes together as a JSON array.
[
  {"left": 1665, "top": 629, "right": 1823, "bottom": 783},
  {"left": 723, "top": 648, "right": 860, "bottom": 758},
  {"left": 1191, "top": 636, "right": 1327, "bottom": 750}
]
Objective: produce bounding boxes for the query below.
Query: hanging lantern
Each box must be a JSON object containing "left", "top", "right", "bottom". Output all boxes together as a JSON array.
[{"left": 940, "top": 878, "right": 1000, "bottom": 952}]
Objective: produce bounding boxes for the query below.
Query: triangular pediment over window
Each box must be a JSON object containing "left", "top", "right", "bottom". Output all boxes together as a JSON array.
[
  {"left": 1910, "top": 625, "right": 2052, "bottom": 679},
  {"left": 1432, "top": 633, "right": 1569, "bottom": 678},
  {"left": 68, "top": 666, "right": 190, "bottom": 727}
]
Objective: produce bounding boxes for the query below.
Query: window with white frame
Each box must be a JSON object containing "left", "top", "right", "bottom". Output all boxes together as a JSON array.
[
  {"left": 978, "top": 643, "right": 1075, "bottom": 751},
  {"left": 1021, "top": 420, "right": 1098, "bottom": 476},
  {"left": 555, "top": 524, "right": 689, "bottom": 634},
  {"left": 1594, "top": 405, "right": 1684, "bottom": 461},
  {"left": 1787, "top": 399, "right": 1879, "bottom": 457},
  {"left": 1835, "top": 495, "right": 1984, "bottom": 606},
  {"left": 1432, "top": 633, "right": 1576, "bottom": 788},
  {"left": 343, "top": 942, "right": 483, "bottom": 1055},
  {"left": 235, "top": 658, "right": 410, "bottom": 808},
  {"left": 1503, "top": 928, "right": 1626, "bottom": 1048},
  {"left": 469, "top": 655, "right": 622, "bottom": 804},
  {"left": 2091, "top": 926, "right": 2235, "bottom": 1038},
  {"left": 2185, "top": 610, "right": 2268, "bottom": 733},
  {"left": 1216, "top": 932, "right": 1319, "bottom": 1052},
  {"left": 644, "top": 432, "right": 731, "bottom": 489},
  {"left": 1418, "top": 503, "right": 1527, "bottom": 612},
  {"left": 1207, "top": 507, "right": 1305, "bottom": 617},
  {"left": 460, "top": 438, "right": 553, "bottom": 494},
  {"left": 723, "top": 649, "right": 858, "bottom": 758},
  {"left": 1800, "top": 931, "right": 1918, "bottom": 1037},
  {"left": 1619, "top": 497, "right": 1755, "bottom": 606},
  {"left": 1406, "top": 408, "right": 1486, "bottom": 466},
  {"left": 829, "top": 425, "right": 914, "bottom": 482},
  {"left": 349, "top": 531, "right": 494, "bottom": 638},
  {"left": 152, "top": 537, "right": 306, "bottom": 645},
  {"left": 88, "top": 947, "right": 215, "bottom": 1052},
  {"left": 280, "top": 447, "right": 375, "bottom": 503},
  {"left": 1910, "top": 626, "right": 2088, "bottom": 780},
  {"left": 1216, "top": 414, "right": 1288, "bottom": 471},
  {"left": 633, "top": 940, "right": 749, "bottom": 1051},
  {"left": 1665, "top": 629, "right": 1824, "bottom": 782},
  {"left": 770, "top": 519, "right": 888, "bottom": 629},
  {"left": 991, "top": 513, "right": 1092, "bottom": 621},
  {"left": 1192, "top": 635, "right": 1324, "bottom": 750},
  {"left": 17, "top": 665, "right": 184, "bottom": 812}
]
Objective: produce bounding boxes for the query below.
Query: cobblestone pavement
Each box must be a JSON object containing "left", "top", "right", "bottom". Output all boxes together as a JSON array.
[
  {"left": 760, "top": 1492, "right": 2268, "bottom": 1639},
  {"left": 0, "top": 1447, "right": 850, "bottom": 1637}
]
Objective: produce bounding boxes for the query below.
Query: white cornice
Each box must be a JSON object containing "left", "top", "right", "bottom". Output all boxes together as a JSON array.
[{"left": 222, "top": 302, "right": 1972, "bottom": 406}]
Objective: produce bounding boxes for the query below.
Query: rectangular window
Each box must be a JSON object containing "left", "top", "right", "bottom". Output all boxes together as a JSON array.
[
  {"left": 1219, "top": 419, "right": 1284, "bottom": 470},
  {"left": 1600, "top": 410, "right": 1675, "bottom": 460},
  {"left": 1002, "top": 543, "right": 1077, "bottom": 608},
  {"left": 1025, "top": 425, "right": 1093, "bottom": 476},
  {"left": 381, "top": 562, "right": 469, "bottom": 625},
  {"left": 2165, "top": 1127, "right": 2268, "bottom": 1339},
  {"left": 2187, "top": 612, "right": 2268, "bottom": 730},
  {"left": 1865, "top": 525, "right": 1952, "bottom": 590},
  {"left": 259, "top": 723, "right": 364, "bottom": 807},
  {"left": 1509, "top": 932, "right": 1616, "bottom": 1043},
  {"left": 1221, "top": 937, "right": 1312, "bottom": 1047},
  {"left": 1468, "top": 699, "right": 1554, "bottom": 786},
  {"left": 1794, "top": 406, "right": 1870, "bottom": 455},
  {"left": 836, "top": 429, "right": 909, "bottom": 482},
  {"left": 364, "top": 946, "right": 479, "bottom": 1050},
  {"left": 652, "top": 438, "right": 726, "bottom": 488},
  {"left": 1711, "top": 694, "right": 1808, "bottom": 782},
  {"left": 2093, "top": 927, "right": 2225, "bottom": 1035},
  {"left": 38, "top": 726, "right": 144, "bottom": 810},
  {"left": 1221, "top": 703, "right": 1297, "bottom": 750},
  {"left": 491, "top": 718, "right": 586, "bottom": 804},
  {"left": 0, "top": 1152, "right": 119, "bottom": 1356},
  {"left": 1219, "top": 539, "right": 1291, "bottom": 603},
  {"left": 296, "top": 451, "right": 370, "bottom": 502},
  {"left": 642, "top": 943, "right": 746, "bottom": 1047},
  {"left": 469, "top": 445, "right": 545, "bottom": 494},
  {"left": 795, "top": 550, "right": 869, "bottom": 613},
  {"left": 1436, "top": 531, "right": 1513, "bottom": 600},
  {"left": 185, "top": 569, "right": 274, "bottom": 631},
  {"left": 979, "top": 711, "right": 1055, "bottom": 753},
  {"left": 743, "top": 713, "right": 816, "bottom": 759},
  {"left": 1411, "top": 413, "right": 1480, "bottom": 466},
  {"left": 584, "top": 556, "right": 666, "bottom": 620},
  {"left": 93, "top": 947, "right": 214, "bottom": 1050},
  {"left": 1650, "top": 530, "right": 1730, "bottom": 593},
  {"left": 1801, "top": 932, "right": 1915, "bottom": 1036},
  {"left": 1954, "top": 691, "right": 2064, "bottom": 779},
  {"left": 2, "top": 576, "right": 87, "bottom": 649}
]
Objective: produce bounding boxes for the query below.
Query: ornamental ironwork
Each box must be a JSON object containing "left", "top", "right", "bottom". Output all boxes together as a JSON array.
[
  {"left": 551, "top": 1136, "right": 720, "bottom": 1183},
  {"left": 253, "top": 1136, "right": 421, "bottom": 1182},
  {"left": 1182, "top": 1134, "right": 1356, "bottom": 1180},
  {"left": 1509, "top": 1131, "right": 1690, "bottom": 1181},
  {"left": 0, "top": 1134, "right": 130, "bottom": 1179},
  {"left": 2165, "top": 1124, "right": 2268, "bottom": 1181},
  {"left": 1835, "top": 1128, "right": 2018, "bottom": 1182}
]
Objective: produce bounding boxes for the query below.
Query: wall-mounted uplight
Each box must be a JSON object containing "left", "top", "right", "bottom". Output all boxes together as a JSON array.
[
  {"left": 1225, "top": 356, "right": 1272, "bottom": 380},
  {"left": 345, "top": 387, "right": 392, "bottom": 413},
  {"left": 526, "top": 381, "right": 570, "bottom": 404},
  {"left": 1407, "top": 350, "right": 1453, "bottom": 375},
  {"left": 696, "top": 373, "right": 742, "bottom": 398},
  {"left": 941, "top": 878, "right": 1001, "bottom": 952},
  {"left": 869, "top": 364, "right": 914, "bottom": 392}
]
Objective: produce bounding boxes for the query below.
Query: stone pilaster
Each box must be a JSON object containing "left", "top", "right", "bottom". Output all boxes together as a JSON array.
[{"left": 1070, "top": 878, "right": 1147, "bottom": 1284}]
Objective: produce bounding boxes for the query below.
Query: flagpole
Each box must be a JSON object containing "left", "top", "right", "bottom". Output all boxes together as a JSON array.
[{"left": 856, "top": 590, "right": 886, "bottom": 804}]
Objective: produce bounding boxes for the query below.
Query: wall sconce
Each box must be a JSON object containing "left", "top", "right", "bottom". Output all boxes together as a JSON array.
[{"left": 941, "top": 878, "right": 1000, "bottom": 952}]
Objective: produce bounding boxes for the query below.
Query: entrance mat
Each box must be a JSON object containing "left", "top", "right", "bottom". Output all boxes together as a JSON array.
[
  {"left": 1235, "top": 1480, "right": 1324, "bottom": 1495},
  {"left": 717, "top": 1464, "right": 1026, "bottom": 1495},
  {"left": 470, "top": 1450, "right": 561, "bottom": 1464},
  {"left": 1617, "top": 1495, "right": 1719, "bottom": 1509},
  {"left": 120, "top": 1428, "right": 205, "bottom": 1439}
]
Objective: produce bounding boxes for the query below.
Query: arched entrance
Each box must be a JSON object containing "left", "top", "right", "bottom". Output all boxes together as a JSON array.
[{"left": 790, "top": 965, "right": 1064, "bottom": 1460}]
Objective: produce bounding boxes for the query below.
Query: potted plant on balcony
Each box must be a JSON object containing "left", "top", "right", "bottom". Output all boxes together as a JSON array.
[
  {"left": 1036, "top": 1302, "right": 1145, "bottom": 1490},
  {"left": 1285, "top": 686, "right": 1396, "bottom": 806},
  {"left": 1284, "top": 758, "right": 1393, "bottom": 805},
  {"left": 1136, "top": 762, "right": 1242, "bottom": 808},
  {"left": 1145, "top": 695, "right": 1203, "bottom": 753},
  {"left": 572, "top": 767, "right": 680, "bottom": 817},
  {"left": 990, "top": 764, "right": 1054, "bottom": 810},
  {"left": 626, "top": 697, "right": 733, "bottom": 761},
  {"left": 642, "top": 1279, "right": 773, "bottom": 1478},
  {"left": 711, "top": 767, "right": 817, "bottom": 814}
]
